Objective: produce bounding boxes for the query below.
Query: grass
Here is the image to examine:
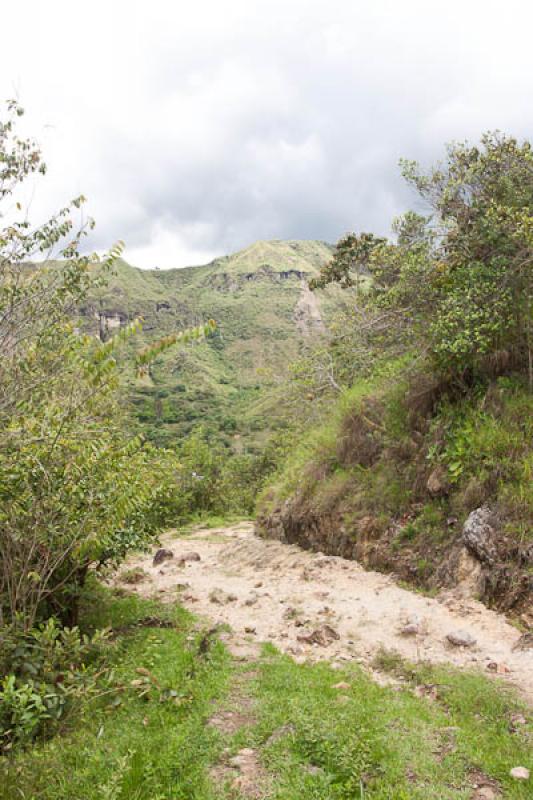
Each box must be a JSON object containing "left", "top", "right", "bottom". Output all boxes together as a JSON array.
[
  {"left": 0, "top": 586, "right": 231, "bottom": 800},
  {"left": 3, "top": 585, "right": 530, "bottom": 800},
  {"left": 258, "top": 372, "right": 533, "bottom": 606},
  {"left": 230, "top": 648, "right": 531, "bottom": 799}
]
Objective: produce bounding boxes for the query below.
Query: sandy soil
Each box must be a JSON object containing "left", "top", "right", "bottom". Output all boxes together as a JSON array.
[{"left": 115, "top": 521, "right": 533, "bottom": 704}]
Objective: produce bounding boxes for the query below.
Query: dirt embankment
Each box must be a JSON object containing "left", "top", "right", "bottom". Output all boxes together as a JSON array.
[
  {"left": 256, "top": 497, "right": 533, "bottom": 618},
  {"left": 116, "top": 521, "right": 533, "bottom": 705}
]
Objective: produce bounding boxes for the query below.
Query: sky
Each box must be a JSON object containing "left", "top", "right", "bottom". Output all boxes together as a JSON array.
[{"left": 1, "top": 0, "right": 532, "bottom": 268}]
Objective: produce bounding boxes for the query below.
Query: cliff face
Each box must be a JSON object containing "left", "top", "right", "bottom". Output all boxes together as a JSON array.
[{"left": 80, "top": 239, "right": 337, "bottom": 447}]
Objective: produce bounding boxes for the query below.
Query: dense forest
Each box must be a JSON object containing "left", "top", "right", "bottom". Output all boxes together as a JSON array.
[{"left": 1, "top": 102, "right": 531, "bottom": 799}]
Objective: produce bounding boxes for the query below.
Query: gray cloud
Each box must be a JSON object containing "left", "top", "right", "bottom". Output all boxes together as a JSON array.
[{"left": 2, "top": 0, "right": 532, "bottom": 267}]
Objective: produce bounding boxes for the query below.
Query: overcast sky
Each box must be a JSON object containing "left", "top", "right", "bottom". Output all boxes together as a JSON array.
[{"left": 1, "top": 0, "right": 532, "bottom": 268}]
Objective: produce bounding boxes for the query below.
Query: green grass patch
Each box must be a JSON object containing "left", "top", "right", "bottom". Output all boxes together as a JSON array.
[
  {"left": 0, "top": 586, "right": 231, "bottom": 800},
  {"left": 248, "top": 650, "right": 532, "bottom": 799}
]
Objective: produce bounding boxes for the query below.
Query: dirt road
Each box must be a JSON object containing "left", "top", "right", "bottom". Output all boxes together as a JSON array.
[{"left": 116, "top": 521, "right": 533, "bottom": 703}]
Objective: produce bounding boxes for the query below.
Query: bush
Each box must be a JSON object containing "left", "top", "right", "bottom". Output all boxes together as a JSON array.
[{"left": 0, "top": 619, "right": 110, "bottom": 751}]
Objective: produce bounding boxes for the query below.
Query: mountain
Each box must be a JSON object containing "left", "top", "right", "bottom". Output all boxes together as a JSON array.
[{"left": 81, "top": 239, "right": 338, "bottom": 449}]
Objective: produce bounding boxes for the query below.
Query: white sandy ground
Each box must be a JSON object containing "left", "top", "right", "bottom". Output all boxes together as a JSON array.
[{"left": 114, "top": 521, "right": 533, "bottom": 704}]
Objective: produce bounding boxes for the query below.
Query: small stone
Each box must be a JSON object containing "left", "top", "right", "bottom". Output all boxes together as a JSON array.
[
  {"left": 244, "top": 625, "right": 256, "bottom": 634},
  {"left": 446, "top": 630, "right": 476, "bottom": 648},
  {"left": 473, "top": 788, "right": 497, "bottom": 800},
  {"left": 509, "top": 766, "right": 529, "bottom": 781},
  {"left": 177, "top": 551, "right": 201, "bottom": 566},
  {"left": 332, "top": 681, "right": 351, "bottom": 690},
  {"left": 486, "top": 661, "right": 510, "bottom": 674},
  {"left": 401, "top": 623, "right": 420, "bottom": 636},
  {"left": 297, "top": 624, "right": 340, "bottom": 647},
  {"left": 153, "top": 548, "right": 173, "bottom": 566},
  {"left": 244, "top": 594, "right": 259, "bottom": 606}
]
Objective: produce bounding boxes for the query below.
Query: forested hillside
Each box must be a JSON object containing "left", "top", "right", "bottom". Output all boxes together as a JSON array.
[{"left": 80, "top": 240, "right": 336, "bottom": 449}]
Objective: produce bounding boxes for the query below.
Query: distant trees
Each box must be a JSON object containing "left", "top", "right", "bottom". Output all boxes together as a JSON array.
[{"left": 312, "top": 134, "right": 533, "bottom": 386}]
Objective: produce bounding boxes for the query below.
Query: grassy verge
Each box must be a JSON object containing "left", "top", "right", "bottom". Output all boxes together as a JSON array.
[
  {"left": 2, "top": 589, "right": 530, "bottom": 799},
  {"left": 0, "top": 585, "right": 231, "bottom": 800}
]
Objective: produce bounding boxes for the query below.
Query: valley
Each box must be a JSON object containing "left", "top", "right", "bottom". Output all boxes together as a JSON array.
[{"left": 81, "top": 239, "right": 337, "bottom": 449}]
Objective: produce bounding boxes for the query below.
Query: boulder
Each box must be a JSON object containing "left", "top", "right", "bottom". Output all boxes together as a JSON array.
[
  {"left": 446, "top": 630, "right": 477, "bottom": 647},
  {"left": 152, "top": 548, "right": 173, "bottom": 566},
  {"left": 462, "top": 507, "right": 497, "bottom": 564}
]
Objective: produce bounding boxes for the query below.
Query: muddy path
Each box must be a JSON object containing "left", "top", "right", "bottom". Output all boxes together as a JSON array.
[{"left": 116, "top": 521, "right": 533, "bottom": 703}]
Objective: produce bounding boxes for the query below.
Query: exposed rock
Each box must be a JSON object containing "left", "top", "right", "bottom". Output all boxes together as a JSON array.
[
  {"left": 512, "top": 632, "right": 533, "bottom": 651},
  {"left": 209, "top": 588, "right": 237, "bottom": 605},
  {"left": 177, "top": 551, "right": 201, "bottom": 566},
  {"left": 297, "top": 624, "right": 340, "bottom": 647},
  {"left": 486, "top": 661, "right": 510, "bottom": 674},
  {"left": 426, "top": 465, "right": 449, "bottom": 496},
  {"left": 401, "top": 613, "right": 423, "bottom": 636},
  {"left": 462, "top": 507, "right": 497, "bottom": 565},
  {"left": 509, "top": 766, "right": 529, "bottom": 781},
  {"left": 446, "top": 630, "right": 477, "bottom": 647},
  {"left": 152, "top": 548, "right": 173, "bottom": 566},
  {"left": 401, "top": 623, "right": 421, "bottom": 636}
]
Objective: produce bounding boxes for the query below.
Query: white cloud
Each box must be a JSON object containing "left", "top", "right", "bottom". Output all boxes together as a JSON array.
[{"left": 1, "top": 0, "right": 532, "bottom": 267}]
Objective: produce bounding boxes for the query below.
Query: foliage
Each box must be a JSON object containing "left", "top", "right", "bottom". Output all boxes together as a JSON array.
[
  {"left": 311, "top": 134, "right": 533, "bottom": 383},
  {"left": 172, "top": 426, "right": 287, "bottom": 518},
  {"left": 0, "top": 587, "right": 230, "bottom": 800},
  {"left": 309, "top": 232, "right": 385, "bottom": 290},
  {"left": 81, "top": 239, "right": 337, "bottom": 450},
  {"left": 0, "top": 102, "right": 213, "bottom": 632},
  {"left": 0, "top": 618, "right": 110, "bottom": 751},
  {"left": 258, "top": 368, "right": 533, "bottom": 607}
]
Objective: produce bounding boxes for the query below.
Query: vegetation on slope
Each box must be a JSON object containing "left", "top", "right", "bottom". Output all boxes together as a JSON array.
[
  {"left": 81, "top": 240, "right": 337, "bottom": 450},
  {"left": 258, "top": 133, "right": 533, "bottom": 614}
]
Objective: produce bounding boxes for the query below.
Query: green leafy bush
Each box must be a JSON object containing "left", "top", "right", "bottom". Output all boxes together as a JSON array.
[{"left": 0, "top": 619, "right": 110, "bottom": 751}]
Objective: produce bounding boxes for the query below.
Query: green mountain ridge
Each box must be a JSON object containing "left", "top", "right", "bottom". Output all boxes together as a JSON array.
[{"left": 82, "top": 239, "right": 337, "bottom": 448}]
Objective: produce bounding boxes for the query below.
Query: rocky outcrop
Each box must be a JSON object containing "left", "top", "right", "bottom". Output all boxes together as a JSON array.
[{"left": 462, "top": 506, "right": 497, "bottom": 565}]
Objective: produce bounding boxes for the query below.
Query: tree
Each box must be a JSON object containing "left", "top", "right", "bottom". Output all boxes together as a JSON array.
[
  {"left": 311, "top": 133, "right": 533, "bottom": 385},
  {"left": 401, "top": 133, "right": 533, "bottom": 380},
  {"left": 0, "top": 102, "right": 213, "bottom": 630}
]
